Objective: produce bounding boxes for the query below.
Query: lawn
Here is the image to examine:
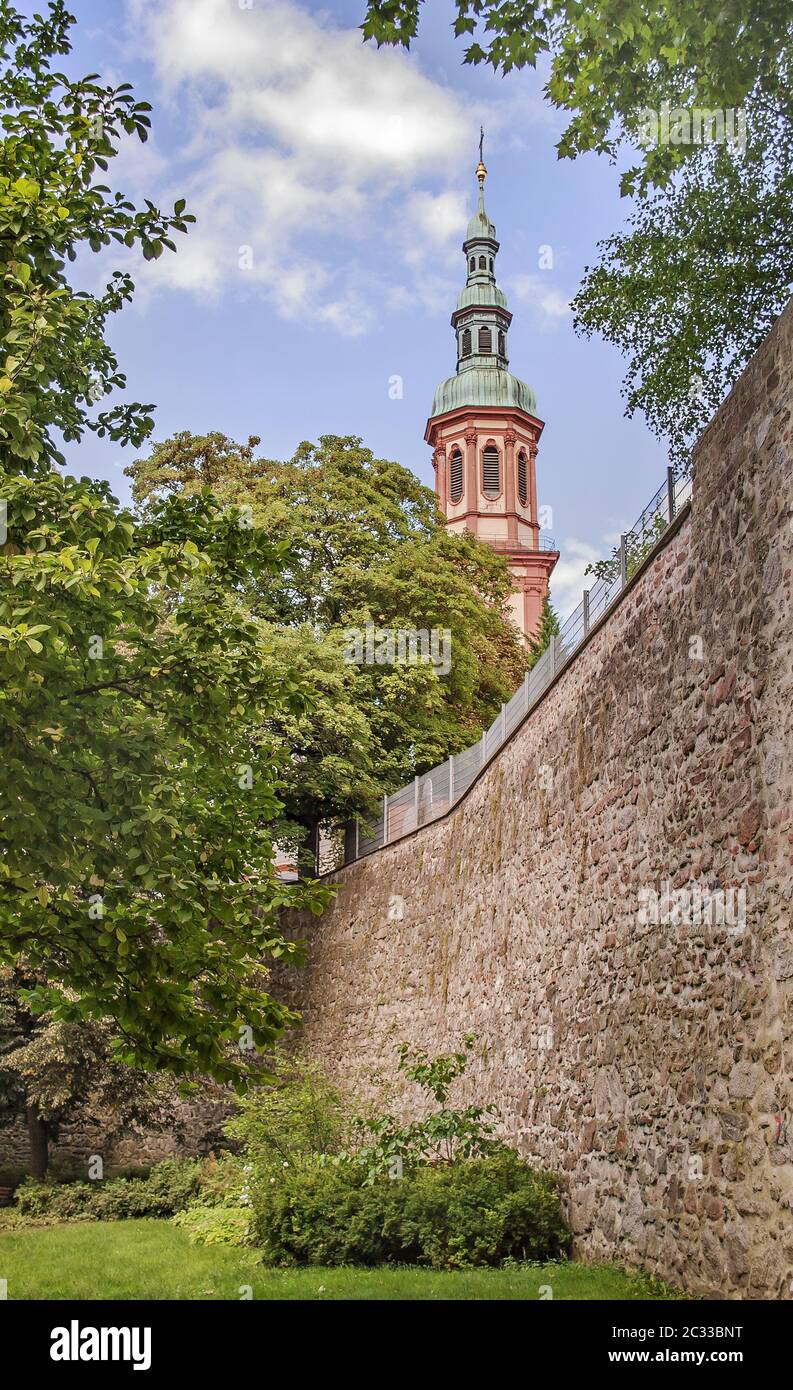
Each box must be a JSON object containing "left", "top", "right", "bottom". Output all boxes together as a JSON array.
[{"left": 0, "top": 1219, "right": 686, "bottom": 1300}]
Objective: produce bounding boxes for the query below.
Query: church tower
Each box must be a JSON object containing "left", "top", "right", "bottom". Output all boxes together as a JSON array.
[{"left": 425, "top": 148, "right": 558, "bottom": 641}]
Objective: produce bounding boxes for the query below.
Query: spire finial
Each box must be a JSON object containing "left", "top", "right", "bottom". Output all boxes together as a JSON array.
[{"left": 475, "top": 125, "right": 487, "bottom": 187}]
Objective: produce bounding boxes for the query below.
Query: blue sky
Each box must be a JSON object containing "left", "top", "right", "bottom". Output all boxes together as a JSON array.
[{"left": 56, "top": 0, "right": 669, "bottom": 617}]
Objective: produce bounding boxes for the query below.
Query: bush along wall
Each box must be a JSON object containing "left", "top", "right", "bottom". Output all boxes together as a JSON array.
[
  {"left": 3, "top": 1043, "right": 573, "bottom": 1270},
  {"left": 253, "top": 1151, "right": 570, "bottom": 1270},
  {"left": 245, "top": 1040, "right": 571, "bottom": 1269},
  {"left": 10, "top": 1158, "right": 203, "bottom": 1225}
]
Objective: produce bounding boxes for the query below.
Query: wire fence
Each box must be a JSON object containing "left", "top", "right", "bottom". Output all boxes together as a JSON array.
[{"left": 338, "top": 466, "right": 692, "bottom": 870}]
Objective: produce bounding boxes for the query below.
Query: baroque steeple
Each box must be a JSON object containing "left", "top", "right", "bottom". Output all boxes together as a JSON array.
[
  {"left": 430, "top": 147, "right": 537, "bottom": 419},
  {"left": 424, "top": 145, "right": 558, "bottom": 643},
  {"left": 456, "top": 154, "right": 512, "bottom": 375}
]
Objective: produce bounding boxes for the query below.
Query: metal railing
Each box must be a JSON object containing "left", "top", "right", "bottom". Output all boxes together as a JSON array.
[
  {"left": 339, "top": 466, "right": 692, "bottom": 869},
  {"left": 477, "top": 533, "right": 558, "bottom": 552}
]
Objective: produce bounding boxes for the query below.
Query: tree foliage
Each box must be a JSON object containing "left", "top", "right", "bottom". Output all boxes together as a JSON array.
[
  {"left": 0, "top": 469, "right": 331, "bottom": 1080},
  {"left": 0, "top": 968, "right": 184, "bottom": 1177},
  {"left": 0, "top": 3, "right": 331, "bottom": 1084},
  {"left": 0, "top": 1, "right": 194, "bottom": 473},
  {"left": 129, "top": 432, "right": 529, "bottom": 853},
  {"left": 362, "top": 0, "right": 790, "bottom": 186},
  {"left": 526, "top": 593, "right": 559, "bottom": 671},
  {"left": 574, "top": 101, "right": 792, "bottom": 466}
]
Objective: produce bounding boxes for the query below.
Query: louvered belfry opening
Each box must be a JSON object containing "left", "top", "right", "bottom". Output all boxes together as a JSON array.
[
  {"left": 461, "top": 328, "right": 472, "bottom": 357},
  {"left": 482, "top": 443, "right": 501, "bottom": 498},
  {"left": 518, "top": 449, "right": 528, "bottom": 506},
  {"left": 449, "top": 448, "right": 463, "bottom": 503},
  {"left": 478, "top": 326, "right": 492, "bottom": 353}
]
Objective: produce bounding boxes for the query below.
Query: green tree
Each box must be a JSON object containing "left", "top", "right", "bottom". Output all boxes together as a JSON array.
[
  {"left": 0, "top": 5, "right": 330, "bottom": 1081},
  {"left": 361, "top": 1, "right": 789, "bottom": 186},
  {"left": 0, "top": 472, "right": 330, "bottom": 1081},
  {"left": 0, "top": 969, "right": 184, "bottom": 1179},
  {"left": 223, "top": 1046, "right": 352, "bottom": 1176},
  {"left": 526, "top": 593, "right": 559, "bottom": 671},
  {"left": 361, "top": 1, "right": 792, "bottom": 463},
  {"left": 0, "top": 1, "right": 194, "bottom": 475},
  {"left": 574, "top": 105, "right": 792, "bottom": 466},
  {"left": 129, "top": 432, "right": 529, "bottom": 861}
]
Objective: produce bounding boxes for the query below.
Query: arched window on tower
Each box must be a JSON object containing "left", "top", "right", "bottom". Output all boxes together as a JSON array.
[
  {"left": 517, "top": 449, "right": 528, "bottom": 506},
  {"left": 482, "top": 443, "right": 501, "bottom": 498},
  {"left": 449, "top": 448, "right": 463, "bottom": 504},
  {"left": 478, "top": 255, "right": 486, "bottom": 269},
  {"left": 498, "top": 330, "right": 506, "bottom": 357},
  {"left": 478, "top": 326, "right": 492, "bottom": 353},
  {"left": 489, "top": 257, "right": 494, "bottom": 272},
  {"left": 461, "top": 328, "right": 472, "bottom": 357},
  {"left": 469, "top": 256, "right": 475, "bottom": 273}
]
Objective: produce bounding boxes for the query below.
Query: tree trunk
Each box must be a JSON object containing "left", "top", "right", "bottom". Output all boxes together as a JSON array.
[
  {"left": 26, "top": 1103, "right": 49, "bottom": 1181},
  {"left": 296, "top": 818, "right": 319, "bottom": 878}
]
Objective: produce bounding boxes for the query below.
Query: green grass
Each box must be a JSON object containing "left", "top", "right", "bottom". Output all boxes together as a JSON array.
[{"left": 0, "top": 1219, "right": 687, "bottom": 1300}]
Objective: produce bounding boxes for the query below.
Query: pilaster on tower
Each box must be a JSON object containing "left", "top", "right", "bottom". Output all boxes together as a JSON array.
[{"left": 425, "top": 148, "right": 558, "bottom": 643}]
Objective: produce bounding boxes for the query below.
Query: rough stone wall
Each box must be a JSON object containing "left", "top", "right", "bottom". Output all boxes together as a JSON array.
[
  {"left": 279, "top": 302, "right": 793, "bottom": 1298},
  {"left": 0, "top": 1098, "right": 232, "bottom": 1179}
]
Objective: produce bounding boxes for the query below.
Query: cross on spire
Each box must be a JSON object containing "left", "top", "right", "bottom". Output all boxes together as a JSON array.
[{"left": 475, "top": 126, "right": 487, "bottom": 187}]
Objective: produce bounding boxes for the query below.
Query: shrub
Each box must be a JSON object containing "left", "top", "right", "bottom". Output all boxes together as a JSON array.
[
  {"left": 85, "top": 1179, "right": 152, "bottom": 1221},
  {"left": 15, "top": 1177, "right": 96, "bottom": 1221},
  {"left": 129, "top": 1158, "right": 201, "bottom": 1214},
  {"left": 172, "top": 1204, "right": 254, "bottom": 1247},
  {"left": 224, "top": 1048, "right": 351, "bottom": 1177},
  {"left": 253, "top": 1162, "right": 404, "bottom": 1267},
  {"left": 13, "top": 1158, "right": 201, "bottom": 1223},
  {"left": 253, "top": 1151, "right": 569, "bottom": 1269},
  {"left": 398, "top": 1152, "right": 570, "bottom": 1268},
  {"left": 194, "top": 1152, "right": 250, "bottom": 1207},
  {"left": 351, "top": 1037, "right": 502, "bottom": 1178}
]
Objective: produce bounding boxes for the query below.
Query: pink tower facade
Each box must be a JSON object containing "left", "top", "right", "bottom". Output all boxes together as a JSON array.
[{"left": 425, "top": 156, "right": 558, "bottom": 642}]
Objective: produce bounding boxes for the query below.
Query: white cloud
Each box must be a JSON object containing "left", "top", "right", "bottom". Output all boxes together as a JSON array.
[
  {"left": 509, "top": 273, "right": 571, "bottom": 324},
  {"left": 405, "top": 191, "right": 469, "bottom": 250},
  {"left": 548, "top": 537, "right": 601, "bottom": 619},
  {"left": 120, "top": 0, "right": 481, "bottom": 327},
  {"left": 133, "top": 0, "right": 467, "bottom": 175}
]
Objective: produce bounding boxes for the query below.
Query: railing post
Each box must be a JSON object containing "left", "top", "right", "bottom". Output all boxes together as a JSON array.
[
  {"left": 500, "top": 702, "right": 507, "bottom": 743},
  {"left": 550, "top": 633, "right": 558, "bottom": 678},
  {"left": 523, "top": 667, "right": 531, "bottom": 710},
  {"left": 383, "top": 793, "right": 388, "bottom": 845},
  {"left": 355, "top": 818, "right": 359, "bottom": 861},
  {"left": 583, "top": 588, "right": 590, "bottom": 637},
  {"left": 619, "top": 534, "right": 628, "bottom": 588},
  {"left": 449, "top": 755, "right": 455, "bottom": 803},
  {"left": 667, "top": 464, "right": 676, "bottom": 522},
  {"left": 480, "top": 728, "right": 487, "bottom": 766},
  {"left": 414, "top": 774, "right": 419, "bottom": 825}
]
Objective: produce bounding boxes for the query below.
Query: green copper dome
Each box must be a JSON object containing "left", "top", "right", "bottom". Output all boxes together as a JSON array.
[
  {"left": 427, "top": 161, "right": 538, "bottom": 425},
  {"left": 431, "top": 366, "right": 537, "bottom": 419},
  {"left": 455, "top": 281, "right": 508, "bottom": 312}
]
